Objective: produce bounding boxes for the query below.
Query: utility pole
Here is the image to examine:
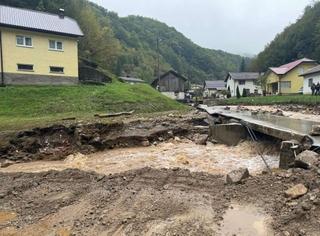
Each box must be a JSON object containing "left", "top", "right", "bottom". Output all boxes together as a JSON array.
[
  {"left": 0, "top": 31, "right": 5, "bottom": 87},
  {"left": 157, "top": 34, "right": 160, "bottom": 91}
]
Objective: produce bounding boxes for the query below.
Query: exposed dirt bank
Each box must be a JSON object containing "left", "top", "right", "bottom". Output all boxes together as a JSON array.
[
  {"left": 0, "top": 140, "right": 279, "bottom": 176},
  {"left": 0, "top": 111, "right": 207, "bottom": 165},
  {"left": 1, "top": 167, "right": 320, "bottom": 236}
]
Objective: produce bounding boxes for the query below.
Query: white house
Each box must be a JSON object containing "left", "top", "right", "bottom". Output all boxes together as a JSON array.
[
  {"left": 300, "top": 65, "right": 320, "bottom": 94},
  {"left": 225, "top": 72, "right": 262, "bottom": 97},
  {"left": 203, "top": 80, "right": 227, "bottom": 98}
]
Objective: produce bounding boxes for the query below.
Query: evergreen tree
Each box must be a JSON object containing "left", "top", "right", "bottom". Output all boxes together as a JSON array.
[
  {"left": 242, "top": 88, "right": 247, "bottom": 97},
  {"left": 236, "top": 86, "right": 241, "bottom": 99},
  {"left": 227, "top": 86, "right": 231, "bottom": 98}
]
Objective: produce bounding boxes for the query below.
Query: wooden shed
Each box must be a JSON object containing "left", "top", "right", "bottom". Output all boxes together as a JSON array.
[{"left": 151, "top": 70, "right": 188, "bottom": 100}]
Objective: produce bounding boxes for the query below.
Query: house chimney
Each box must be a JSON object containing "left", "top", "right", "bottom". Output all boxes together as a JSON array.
[{"left": 59, "top": 8, "right": 65, "bottom": 19}]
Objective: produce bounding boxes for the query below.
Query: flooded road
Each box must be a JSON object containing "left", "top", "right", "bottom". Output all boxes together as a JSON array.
[{"left": 1, "top": 139, "right": 278, "bottom": 175}]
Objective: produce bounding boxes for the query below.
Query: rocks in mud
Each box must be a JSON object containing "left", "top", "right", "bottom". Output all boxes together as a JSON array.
[
  {"left": 0, "top": 160, "right": 16, "bottom": 168},
  {"left": 141, "top": 140, "right": 150, "bottom": 147},
  {"left": 285, "top": 184, "right": 308, "bottom": 199},
  {"left": 294, "top": 150, "right": 319, "bottom": 169},
  {"left": 310, "top": 125, "right": 320, "bottom": 136},
  {"left": 194, "top": 134, "right": 208, "bottom": 145},
  {"left": 272, "top": 109, "right": 284, "bottom": 117},
  {"left": 225, "top": 168, "right": 250, "bottom": 184}
]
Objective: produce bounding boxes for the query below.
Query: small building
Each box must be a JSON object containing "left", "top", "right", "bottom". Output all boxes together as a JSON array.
[
  {"left": 203, "top": 80, "right": 226, "bottom": 98},
  {"left": 151, "top": 70, "right": 188, "bottom": 100},
  {"left": 265, "top": 58, "right": 318, "bottom": 94},
  {"left": 0, "top": 5, "right": 83, "bottom": 85},
  {"left": 119, "top": 76, "right": 145, "bottom": 84},
  {"left": 300, "top": 65, "right": 320, "bottom": 94},
  {"left": 225, "top": 72, "right": 262, "bottom": 97}
]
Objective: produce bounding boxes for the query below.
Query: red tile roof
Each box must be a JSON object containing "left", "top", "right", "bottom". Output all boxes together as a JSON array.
[{"left": 270, "top": 58, "right": 316, "bottom": 75}]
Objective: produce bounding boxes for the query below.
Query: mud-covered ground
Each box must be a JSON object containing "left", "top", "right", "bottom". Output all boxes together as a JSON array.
[
  {"left": 0, "top": 167, "right": 320, "bottom": 236},
  {"left": 1, "top": 110, "right": 320, "bottom": 236}
]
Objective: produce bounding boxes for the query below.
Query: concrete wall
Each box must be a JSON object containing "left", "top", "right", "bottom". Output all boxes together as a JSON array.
[
  {"left": 303, "top": 73, "right": 320, "bottom": 94},
  {"left": 4, "top": 73, "right": 78, "bottom": 85},
  {"left": 0, "top": 27, "right": 79, "bottom": 84}
]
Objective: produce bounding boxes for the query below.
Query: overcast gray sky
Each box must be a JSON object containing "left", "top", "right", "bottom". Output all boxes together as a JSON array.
[{"left": 91, "top": 0, "right": 313, "bottom": 55}]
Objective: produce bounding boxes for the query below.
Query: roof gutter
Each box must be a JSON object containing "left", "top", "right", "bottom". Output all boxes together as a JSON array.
[{"left": 0, "top": 30, "right": 5, "bottom": 87}]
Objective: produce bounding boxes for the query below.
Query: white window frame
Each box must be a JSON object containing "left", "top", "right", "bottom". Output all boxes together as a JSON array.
[
  {"left": 16, "top": 35, "right": 33, "bottom": 48},
  {"left": 280, "top": 81, "right": 291, "bottom": 89},
  {"left": 49, "top": 40, "right": 64, "bottom": 51},
  {"left": 308, "top": 78, "right": 313, "bottom": 87}
]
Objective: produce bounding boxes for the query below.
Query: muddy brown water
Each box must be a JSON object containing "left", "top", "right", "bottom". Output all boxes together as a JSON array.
[
  {"left": 220, "top": 204, "right": 273, "bottom": 236},
  {"left": 1, "top": 140, "right": 278, "bottom": 175}
]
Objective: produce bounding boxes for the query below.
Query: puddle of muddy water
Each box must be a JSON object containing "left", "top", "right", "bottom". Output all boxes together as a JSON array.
[{"left": 220, "top": 204, "right": 273, "bottom": 236}]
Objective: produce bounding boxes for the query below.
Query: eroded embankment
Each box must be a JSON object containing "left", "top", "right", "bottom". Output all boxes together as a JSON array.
[
  {"left": 0, "top": 112, "right": 208, "bottom": 164},
  {"left": 1, "top": 168, "right": 320, "bottom": 236}
]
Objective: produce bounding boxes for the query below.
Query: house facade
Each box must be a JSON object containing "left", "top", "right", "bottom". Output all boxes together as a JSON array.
[
  {"left": 225, "top": 72, "right": 262, "bottom": 97},
  {"left": 151, "top": 70, "right": 188, "bottom": 100},
  {"left": 265, "top": 58, "right": 318, "bottom": 94},
  {"left": 0, "top": 5, "right": 83, "bottom": 85},
  {"left": 203, "top": 80, "right": 226, "bottom": 98},
  {"left": 300, "top": 65, "right": 320, "bottom": 94}
]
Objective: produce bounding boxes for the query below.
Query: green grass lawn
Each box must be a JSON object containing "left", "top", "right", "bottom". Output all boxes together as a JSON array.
[
  {"left": 0, "top": 82, "right": 188, "bottom": 131},
  {"left": 218, "top": 95, "right": 320, "bottom": 106}
]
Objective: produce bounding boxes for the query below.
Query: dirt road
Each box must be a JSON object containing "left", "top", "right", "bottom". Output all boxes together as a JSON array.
[{"left": 1, "top": 168, "right": 320, "bottom": 236}]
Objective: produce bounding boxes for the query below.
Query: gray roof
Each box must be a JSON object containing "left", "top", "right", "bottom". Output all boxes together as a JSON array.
[
  {"left": 0, "top": 5, "right": 83, "bottom": 37},
  {"left": 119, "top": 77, "right": 145, "bottom": 83},
  {"left": 300, "top": 65, "right": 320, "bottom": 77},
  {"left": 226, "top": 72, "right": 260, "bottom": 81},
  {"left": 204, "top": 80, "right": 226, "bottom": 90}
]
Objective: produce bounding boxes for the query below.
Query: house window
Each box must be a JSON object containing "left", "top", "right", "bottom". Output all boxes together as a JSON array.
[
  {"left": 17, "top": 64, "right": 34, "bottom": 71},
  {"left": 280, "top": 81, "right": 291, "bottom": 89},
  {"left": 49, "top": 40, "right": 63, "bottom": 51},
  {"left": 308, "top": 78, "right": 313, "bottom": 87},
  {"left": 50, "top": 66, "right": 64, "bottom": 73},
  {"left": 239, "top": 80, "right": 246, "bottom": 85},
  {"left": 16, "top": 36, "right": 33, "bottom": 47}
]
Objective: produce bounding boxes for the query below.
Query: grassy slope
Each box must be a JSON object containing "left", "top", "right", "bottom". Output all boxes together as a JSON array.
[
  {"left": 0, "top": 83, "right": 187, "bottom": 131},
  {"left": 218, "top": 95, "right": 320, "bottom": 106}
]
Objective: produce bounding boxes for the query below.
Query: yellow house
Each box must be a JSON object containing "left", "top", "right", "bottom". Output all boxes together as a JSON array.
[
  {"left": 0, "top": 5, "right": 83, "bottom": 85},
  {"left": 265, "top": 58, "right": 318, "bottom": 94}
]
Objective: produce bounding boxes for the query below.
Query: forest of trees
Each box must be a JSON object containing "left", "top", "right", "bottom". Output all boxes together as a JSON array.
[
  {"left": 251, "top": 1, "right": 320, "bottom": 72},
  {"left": 1, "top": 0, "right": 243, "bottom": 83}
]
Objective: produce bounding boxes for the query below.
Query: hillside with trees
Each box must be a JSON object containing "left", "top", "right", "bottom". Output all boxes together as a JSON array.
[
  {"left": 251, "top": 2, "right": 320, "bottom": 72},
  {"left": 1, "top": 0, "right": 243, "bottom": 83}
]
